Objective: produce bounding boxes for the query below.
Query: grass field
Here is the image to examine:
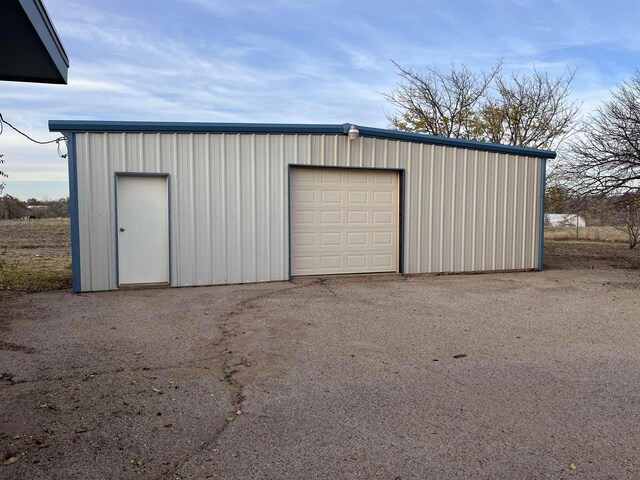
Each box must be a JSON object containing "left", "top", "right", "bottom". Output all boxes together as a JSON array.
[
  {"left": 0, "top": 219, "right": 638, "bottom": 293},
  {"left": 545, "top": 226, "right": 630, "bottom": 243},
  {"left": 0, "top": 218, "right": 71, "bottom": 292}
]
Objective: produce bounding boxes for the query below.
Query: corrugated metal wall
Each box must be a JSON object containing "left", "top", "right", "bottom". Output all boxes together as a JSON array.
[{"left": 74, "top": 132, "right": 543, "bottom": 291}]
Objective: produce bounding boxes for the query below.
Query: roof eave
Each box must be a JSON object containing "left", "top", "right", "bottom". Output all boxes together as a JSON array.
[
  {"left": 353, "top": 125, "right": 556, "bottom": 159},
  {"left": 49, "top": 121, "right": 556, "bottom": 159},
  {"left": 18, "top": 0, "right": 69, "bottom": 84}
]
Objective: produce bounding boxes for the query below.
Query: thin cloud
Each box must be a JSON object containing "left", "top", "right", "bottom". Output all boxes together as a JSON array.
[{"left": 2, "top": 0, "right": 640, "bottom": 197}]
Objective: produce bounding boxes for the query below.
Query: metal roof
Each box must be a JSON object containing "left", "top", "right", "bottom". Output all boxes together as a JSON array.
[{"left": 49, "top": 120, "right": 557, "bottom": 159}]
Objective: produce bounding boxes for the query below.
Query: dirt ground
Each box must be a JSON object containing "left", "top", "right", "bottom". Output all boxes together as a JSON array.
[
  {"left": 545, "top": 240, "right": 640, "bottom": 270},
  {"left": 2, "top": 267, "right": 640, "bottom": 479},
  {"left": 1, "top": 219, "right": 640, "bottom": 478}
]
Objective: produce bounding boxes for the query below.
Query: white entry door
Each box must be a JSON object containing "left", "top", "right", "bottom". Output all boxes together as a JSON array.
[
  {"left": 117, "top": 175, "right": 169, "bottom": 285},
  {"left": 291, "top": 167, "right": 399, "bottom": 276}
]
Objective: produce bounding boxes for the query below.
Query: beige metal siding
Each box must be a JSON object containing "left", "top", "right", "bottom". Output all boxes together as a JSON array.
[{"left": 74, "top": 133, "right": 543, "bottom": 291}]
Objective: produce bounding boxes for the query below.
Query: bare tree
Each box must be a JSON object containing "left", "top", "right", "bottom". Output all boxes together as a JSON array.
[
  {"left": 482, "top": 68, "right": 580, "bottom": 149},
  {"left": 384, "top": 60, "right": 501, "bottom": 139},
  {"left": 560, "top": 71, "right": 640, "bottom": 248},
  {"left": 385, "top": 61, "right": 580, "bottom": 149},
  {"left": 605, "top": 195, "right": 640, "bottom": 249},
  {"left": 620, "top": 201, "right": 640, "bottom": 249},
  {"left": 564, "top": 71, "right": 640, "bottom": 198}
]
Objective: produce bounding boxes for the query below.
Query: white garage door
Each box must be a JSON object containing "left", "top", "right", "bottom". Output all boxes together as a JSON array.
[{"left": 291, "top": 167, "right": 399, "bottom": 276}]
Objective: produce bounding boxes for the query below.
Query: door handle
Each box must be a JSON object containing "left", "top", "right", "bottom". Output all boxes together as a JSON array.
[{"left": 119, "top": 227, "right": 125, "bottom": 232}]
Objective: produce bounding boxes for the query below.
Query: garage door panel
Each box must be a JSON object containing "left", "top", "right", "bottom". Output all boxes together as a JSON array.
[
  {"left": 321, "top": 170, "right": 342, "bottom": 183},
  {"left": 321, "top": 211, "right": 342, "bottom": 224},
  {"left": 293, "top": 189, "right": 315, "bottom": 203},
  {"left": 295, "top": 168, "right": 316, "bottom": 183},
  {"left": 348, "top": 171, "right": 368, "bottom": 183},
  {"left": 347, "top": 232, "right": 367, "bottom": 245},
  {"left": 294, "top": 210, "right": 315, "bottom": 224},
  {"left": 347, "top": 211, "right": 368, "bottom": 224},
  {"left": 373, "top": 254, "right": 393, "bottom": 267},
  {"left": 291, "top": 167, "right": 399, "bottom": 276},
  {"left": 295, "top": 256, "right": 315, "bottom": 270},
  {"left": 321, "top": 232, "right": 341, "bottom": 246},
  {"left": 292, "top": 232, "right": 315, "bottom": 247},
  {"left": 373, "top": 231, "right": 393, "bottom": 245},
  {"left": 348, "top": 191, "right": 368, "bottom": 203},
  {"left": 347, "top": 255, "right": 367, "bottom": 268},
  {"left": 320, "top": 255, "right": 342, "bottom": 269},
  {"left": 373, "top": 191, "right": 393, "bottom": 204},
  {"left": 321, "top": 190, "right": 342, "bottom": 203},
  {"left": 373, "top": 211, "right": 393, "bottom": 224}
]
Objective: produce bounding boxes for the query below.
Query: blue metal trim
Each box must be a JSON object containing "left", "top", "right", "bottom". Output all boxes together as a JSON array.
[
  {"left": 67, "top": 133, "right": 81, "bottom": 292},
  {"left": 287, "top": 164, "right": 406, "bottom": 276},
  {"left": 49, "top": 121, "right": 556, "bottom": 159},
  {"left": 287, "top": 166, "right": 292, "bottom": 281},
  {"left": 18, "top": 0, "right": 69, "bottom": 83},
  {"left": 114, "top": 172, "right": 171, "bottom": 287},
  {"left": 167, "top": 175, "right": 172, "bottom": 286},
  {"left": 50, "top": 121, "right": 345, "bottom": 136},
  {"left": 538, "top": 158, "right": 547, "bottom": 271},
  {"left": 400, "top": 169, "right": 406, "bottom": 274},
  {"left": 353, "top": 125, "right": 557, "bottom": 159},
  {"left": 114, "top": 174, "right": 119, "bottom": 288}
]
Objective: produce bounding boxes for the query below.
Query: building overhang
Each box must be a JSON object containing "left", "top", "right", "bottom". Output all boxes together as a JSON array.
[{"left": 0, "top": 0, "right": 69, "bottom": 84}]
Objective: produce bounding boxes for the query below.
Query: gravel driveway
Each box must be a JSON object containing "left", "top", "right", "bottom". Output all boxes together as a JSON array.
[{"left": 2, "top": 269, "right": 640, "bottom": 479}]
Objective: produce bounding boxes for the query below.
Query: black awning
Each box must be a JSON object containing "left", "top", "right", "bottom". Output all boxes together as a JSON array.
[{"left": 0, "top": 0, "right": 69, "bottom": 84}]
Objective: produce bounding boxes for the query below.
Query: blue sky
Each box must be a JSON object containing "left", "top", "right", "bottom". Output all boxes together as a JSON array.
[{"left": 2, "top": 0, "right": 639, "bottom": 199}]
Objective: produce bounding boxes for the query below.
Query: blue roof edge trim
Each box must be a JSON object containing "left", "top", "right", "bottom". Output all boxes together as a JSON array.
[
  {"left": 352, "top": 125, "right": 556, "bottom": 159},
  {"left": 49, "top": 121, "right": 345, "bottom": 135},
  {"left": 49, "top": 121, "right": 556, "bottom": 159}
]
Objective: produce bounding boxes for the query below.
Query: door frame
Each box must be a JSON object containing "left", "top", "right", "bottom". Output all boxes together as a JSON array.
[
  {"left": 114, "top": 172, "right": 172, "bottom": 288},
  {"left": 287, "top": 164, "right": 406, "bottom": 279}
]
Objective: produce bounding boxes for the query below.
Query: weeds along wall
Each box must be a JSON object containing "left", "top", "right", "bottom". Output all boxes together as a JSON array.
[{"left": 71, "top": 132, "right": 544, "bottom": 292}]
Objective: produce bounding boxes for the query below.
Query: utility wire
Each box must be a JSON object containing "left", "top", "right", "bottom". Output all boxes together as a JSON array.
[
  {"left": 0, "top": 113, "right": 64, "bottom": 144},
  {"left": 0, "top": 112, "right": 67, "bottom": 157}
]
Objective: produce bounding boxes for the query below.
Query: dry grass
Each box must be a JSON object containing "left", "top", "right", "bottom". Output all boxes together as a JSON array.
[
  {"left": 0, "top": 219, "right": 637, "bottom": 294},
  {"left": 0, "top": 218, "right": 71, "bottom": 292},
  {"left": 545, "top": 226, "right": 629, "bottom": 243}
]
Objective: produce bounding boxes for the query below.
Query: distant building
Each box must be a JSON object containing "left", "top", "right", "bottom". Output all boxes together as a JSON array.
[{"left": 546, "top": 214, "right": 586, "bottom": 228}]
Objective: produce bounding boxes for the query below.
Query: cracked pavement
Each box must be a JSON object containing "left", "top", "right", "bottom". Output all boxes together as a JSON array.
[{"left": 2, "top": 270, "right": 640, "bottom": 479}]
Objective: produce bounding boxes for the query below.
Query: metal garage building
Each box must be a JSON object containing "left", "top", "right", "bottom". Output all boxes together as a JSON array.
[{"left": 49, "top": 121, "right": 555, "bottom": 292}]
